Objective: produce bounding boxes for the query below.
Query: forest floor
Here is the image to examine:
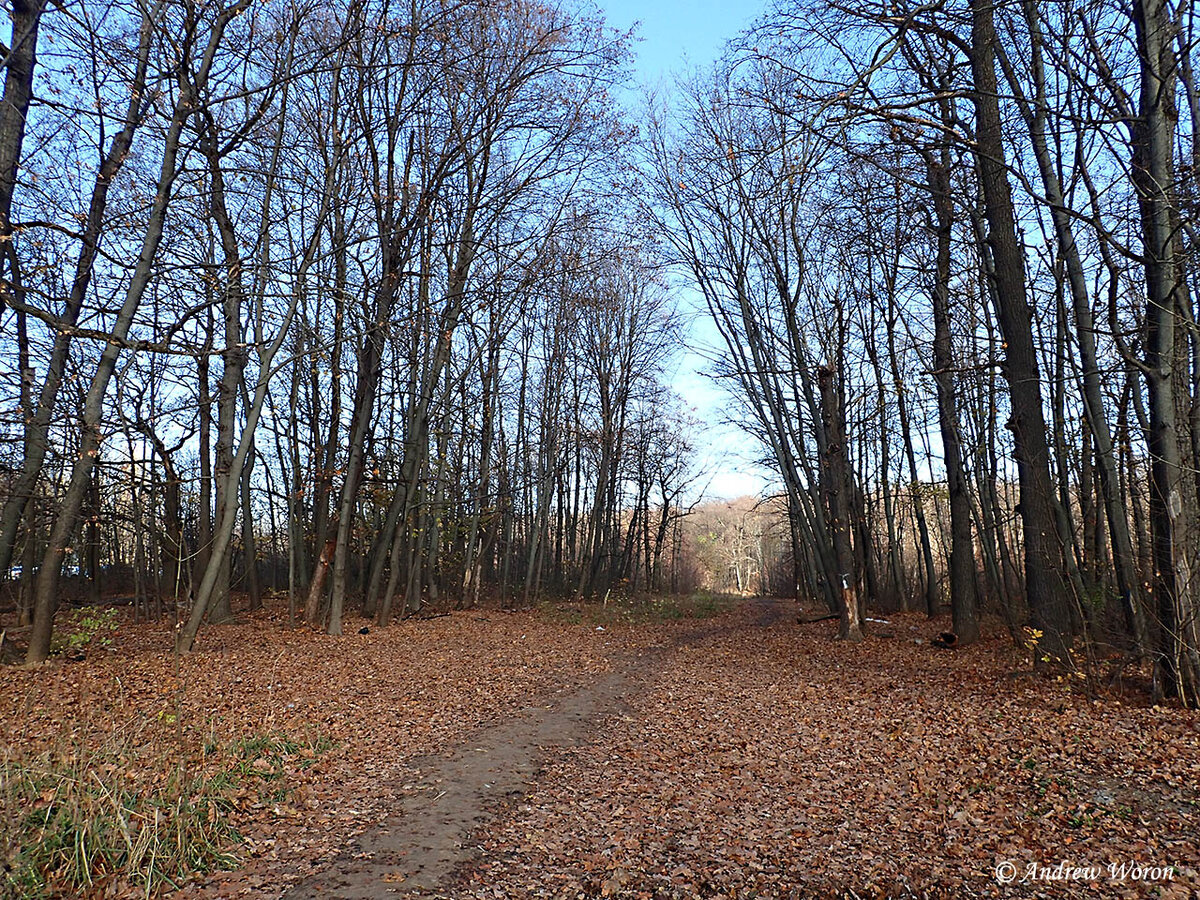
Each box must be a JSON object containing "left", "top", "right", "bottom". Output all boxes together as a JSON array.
[{"left": 1, "top": 595, "right": 1198, "bottom": 899}]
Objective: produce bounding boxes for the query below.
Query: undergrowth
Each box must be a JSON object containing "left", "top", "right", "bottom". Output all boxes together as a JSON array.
[
  {"left": 0, "top": 729, "right": 330, "bottom": 899},
  {"left": 540, "top": 590, "right": 739, "bottom": 626}
]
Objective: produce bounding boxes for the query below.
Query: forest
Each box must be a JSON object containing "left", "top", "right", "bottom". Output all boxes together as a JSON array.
[{"left": 1, "top": 0, "right": 1199, "bottom": 897}]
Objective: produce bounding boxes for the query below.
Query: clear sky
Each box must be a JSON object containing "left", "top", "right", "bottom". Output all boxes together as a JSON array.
[
  {"left": 597, "top": 0, "right": 774, "bottom": 501},
  {"left": 599, "top": 0, "right": 765, "bottom": 89}
]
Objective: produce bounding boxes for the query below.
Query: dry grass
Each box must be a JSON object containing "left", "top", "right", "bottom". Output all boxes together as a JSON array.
[{"left": 0, "top": 721, "right": 331, "bottom": 899}]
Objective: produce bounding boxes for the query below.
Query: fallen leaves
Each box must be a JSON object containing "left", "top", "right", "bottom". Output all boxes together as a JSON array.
[
  {"left": 0, "top": 603, "right": 650, "bottom": 898},
  {"left": 3, "top": 599, "right": 1198, "bottom": 898},
  {"left": 454, "top": 601, "right": 1200, "bottom": 899}
]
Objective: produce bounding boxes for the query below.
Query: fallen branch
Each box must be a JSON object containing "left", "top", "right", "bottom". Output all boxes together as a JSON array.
[{"left": 798, "top": 613, "right": 840, "bottom": 624}]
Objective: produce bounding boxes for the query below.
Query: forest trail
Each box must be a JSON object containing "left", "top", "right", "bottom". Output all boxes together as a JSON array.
[
  {"left": 212, "top": 596, "right": 1197, "bottom": 899},
  {"left": 280, "top": 608, "right": 753, "bottom": 899},
  {"left": 8, "top": 598, "right": 1195, "bottom": 899}
]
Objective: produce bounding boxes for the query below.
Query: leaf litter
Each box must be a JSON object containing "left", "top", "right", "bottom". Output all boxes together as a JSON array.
[{"left": 1, "top": 598, "right": 1196, "bottom": 899}]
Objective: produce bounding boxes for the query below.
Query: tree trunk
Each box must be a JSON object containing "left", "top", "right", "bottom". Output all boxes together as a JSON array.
[
  {"left": 1132, "top": 0, "right": 1200, "bottom": 706},
  {"left": 926, "top": 148, "right": 979, "bottom": 645},
  {"left": 0, "top": 3, "right": 154, "bottom": 577},
  {"left": 27, "top": 2, "right": 249, "bottom": 663},
  {"left": 204, "top": 122, "right": 248, "bottom": 623},
  {"left": 967, "top": 0, "right": 1074, "bottom": 662},
  {"left": 996, "top": 5, "right": 1147, "bottom": 652},
  {"left": 241, "top": 445, "right": 261, "bottom": 611},
  {"left": 818, "top": 364, "right": 863, "bottom": 641}
]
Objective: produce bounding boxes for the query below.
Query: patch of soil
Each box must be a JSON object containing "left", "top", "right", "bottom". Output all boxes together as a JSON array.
[
  {"left": 282, "top": 617, "right": 737, "bottom": 898},
  {"left": 281, "top": 662, "right": 644, "bottom": 898}
]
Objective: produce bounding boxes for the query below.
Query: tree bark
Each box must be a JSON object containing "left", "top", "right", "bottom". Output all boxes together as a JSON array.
[
  {"left": 996, "top": 3, "right": 1147, "bottom": 652},
  {"left": 967, "top": 0, "right": 1074, "bottom": 662},
  {"left": 1132, "top": 0, "right": 1200, "bottom": 706},
  {"left": 818, "top": 364, "right": 863, "bottom": 641},
  {"left": 926, "top": 148, "right": 979, "bottom": 645}
]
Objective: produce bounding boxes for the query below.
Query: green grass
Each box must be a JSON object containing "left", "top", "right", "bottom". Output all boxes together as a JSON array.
[
  {"left": 538, "top": 591, "right": 739, "bottom": 627},
  {"left": 47, "top": 608, "right": 120, "bottom": 657},
  {"left": 0, "top": 730, "right": 332, "bottom": 899},
  {"left": 1, "top": 757, "right": 239, "bottom": 899}
]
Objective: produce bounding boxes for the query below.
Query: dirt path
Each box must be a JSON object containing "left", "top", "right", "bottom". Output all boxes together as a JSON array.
[
  {"left": 280, "top": 614, "right": 744, "bottom": 899},
  {"left": 163, "top": 597, "right": 1197, "bottom": 898}
]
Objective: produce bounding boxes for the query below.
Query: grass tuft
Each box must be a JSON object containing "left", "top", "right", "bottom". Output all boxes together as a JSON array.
[{"left": 0, "top": 729, "right": 330, "bottom": 899}]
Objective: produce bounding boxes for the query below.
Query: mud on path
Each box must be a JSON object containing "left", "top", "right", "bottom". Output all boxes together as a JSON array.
[{"left": 281, "top": 610, "right": 754, "bottom": 899}]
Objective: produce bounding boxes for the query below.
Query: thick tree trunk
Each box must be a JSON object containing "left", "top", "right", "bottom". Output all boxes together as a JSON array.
[
  {"left": 967, "top": 0, "right": 1074, "bottom": 662},
  {"left": 195, "top": 321, "right": 214, "bottom": 591},
  {"left": 241, "top": 445, "right": 261, "bottom": 611},
  {"left": 997, "top": 6, "right": 1148, "bottom": 652},
  {"left": 0, "top": 1, "right": 46, "bottom": 249},
  {"left": 0, "top": 0, "right": 45, "bottom": 578},
  {"left": 326, "top": 308, "right": 387, "bottom": 634},
  {"left": 205, "top": 127, "right": 248, "bottom": 623},
  {"left": 1132, "top": 0, "right": 1200, "bottom": 706},
  {"left": 818, "top": 365, "right": 863, "bottom": 641}
]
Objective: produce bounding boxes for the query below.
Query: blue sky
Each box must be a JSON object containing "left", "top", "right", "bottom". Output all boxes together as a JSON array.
[
  {"left": 598, "top": 0, "right": 774, "bottom": 501},
  {"left": 599, "top": 0, "right": 765, "bottom": 89}
]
